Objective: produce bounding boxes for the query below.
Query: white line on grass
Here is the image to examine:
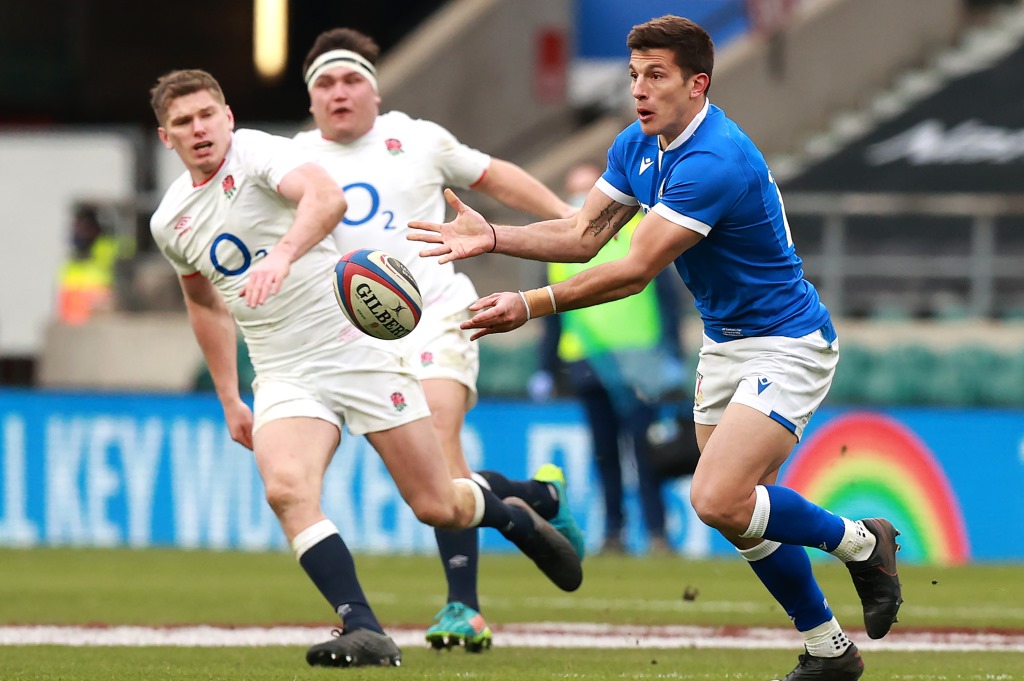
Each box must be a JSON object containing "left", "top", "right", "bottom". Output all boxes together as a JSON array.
[
  {"left": 366, "top": 593, "right": 1024, "bottom": 622},
  {"left": 1, "top": 624, "right": 1022, "bottom": 653}
]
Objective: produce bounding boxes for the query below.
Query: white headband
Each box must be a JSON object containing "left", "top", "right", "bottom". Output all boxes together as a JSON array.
[{"left": 304, "top": 49, "right": 379, "bottom": 93}]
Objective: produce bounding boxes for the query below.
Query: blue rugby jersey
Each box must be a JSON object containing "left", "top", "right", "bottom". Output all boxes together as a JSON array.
[{"left": 598, "top": 101, "right": 830, "bottom": 342}]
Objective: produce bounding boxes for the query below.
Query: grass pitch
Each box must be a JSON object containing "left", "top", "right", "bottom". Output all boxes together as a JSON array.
[
  {"left": 1, "top": 547, "right": 1022, "bottom": 679},
  {"left": 3, "top": 646, "right": 1024, "bottom": 681}
]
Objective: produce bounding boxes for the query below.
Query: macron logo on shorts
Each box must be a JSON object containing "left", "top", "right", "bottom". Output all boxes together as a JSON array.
[{"left": 757, "top": 376, "right": 773, "bottom": 395}]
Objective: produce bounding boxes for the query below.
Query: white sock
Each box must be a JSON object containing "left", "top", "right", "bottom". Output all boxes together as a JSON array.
[
  {"left": 831, "top": 518, "right": 875, "bottom": 563},
  {"left": 803, "top": 617, "right": 852, "bottom": 658},
  {"left": 739, "top": 485, "right": 771, "bottom": 539},
  {"left": 454, "top": 477, "right": 485, "bottom": 527},
  {"left": 290, "top": 519, "right": 339, "bottom": 560},
  {"left": 737, "top": 539, "right": 781, "bottom": 562}
]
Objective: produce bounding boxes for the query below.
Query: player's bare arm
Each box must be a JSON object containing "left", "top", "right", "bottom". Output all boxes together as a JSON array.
[
  {"left": 580, "top": 190, "right": 637, "bottom": 243},
  {"left": 461, "top": 210, "right": 700, "bottom": 341},
  {"left": 409, "top": 186, "right": 635, "bottom": 265},
  {"left": 553, "top": 209, "right": 701, "bottom": 311},
  {"left": 472, "top": 158, "right": 576, "bottom": 220},
  {"left": 180, "top": 273, "right": 254, "bottom": 449},
  {"left": 241, "top": 162, "right": 347, "bottom": 308}
]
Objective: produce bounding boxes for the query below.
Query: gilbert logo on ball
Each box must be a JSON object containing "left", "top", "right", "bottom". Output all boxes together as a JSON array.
[{"left": 333, "top": 249, "right": 423, "bottom": 340}]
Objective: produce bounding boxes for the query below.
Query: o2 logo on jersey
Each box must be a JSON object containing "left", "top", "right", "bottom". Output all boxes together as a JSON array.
[
  {"left": 340, "top": 182, "right": 397, "bottom": 230},
  {"left": 209, "top": 233, "right": 267, "bottom": 276}
]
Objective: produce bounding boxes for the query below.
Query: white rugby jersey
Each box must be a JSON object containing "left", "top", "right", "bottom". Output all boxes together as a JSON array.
[
  {"left": 151, "top": 129, "right": 360, "bottom": 376},
  {"left": 294, "top": 111, "right": 490, "bottom": 316}
]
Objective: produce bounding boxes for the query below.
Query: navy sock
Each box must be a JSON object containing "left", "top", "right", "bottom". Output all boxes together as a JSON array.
[
  {"left": 746, "top": 542, "right": 833, "bottom": 631},
  {"left": 477, "top": 470, "right": 558, "bottom": 520},
  {"left": 475, "top": 485, "right": 535, "bottom": 543},
  {"left": 434, "top": 527, "right": 481, "bottom": 612},
  {"left": 762, "top": 485, "right": 846, "bottom": 551},
  {"left": 299, "top": 533, "right": 383, "bottom": 634}
]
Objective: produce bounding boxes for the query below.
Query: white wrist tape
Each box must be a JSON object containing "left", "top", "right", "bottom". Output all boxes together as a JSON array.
[{"left": 518, "top": 291, "right": 532, "bottom": 321}]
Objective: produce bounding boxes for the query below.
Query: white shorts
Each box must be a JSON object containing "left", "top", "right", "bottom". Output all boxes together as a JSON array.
[
  {"left": 252, "top": 339, "right": 430, "bottom": 436},
  {"left": 400, "top": 306, "right": 480, "bottom": 410},
  {"left": 692, "top": 323, "right": 839, "bottom": 440}
]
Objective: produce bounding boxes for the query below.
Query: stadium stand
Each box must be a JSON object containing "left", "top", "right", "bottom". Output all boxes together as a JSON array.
[{"left": 18, "top": 0, "right": 1024, "bottom": 410}]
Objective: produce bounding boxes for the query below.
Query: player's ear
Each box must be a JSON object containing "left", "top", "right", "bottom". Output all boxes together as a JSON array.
[
  {"left": 691, "top": 73, "right": 710, "bottom": 99},
  {"left": 157, "top": 127, "right": 172, "bottom": 149},
  {"left": 225, "top": 105, "right": 236, "bottom": 130}
]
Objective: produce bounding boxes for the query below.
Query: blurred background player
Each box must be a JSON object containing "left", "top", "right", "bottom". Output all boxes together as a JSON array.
[
  {"left": 409, "top": 15, "right": 902, "bottom": 681},
  {"left": 530, "top": 160, "right": 687, "bottom": 555},
  {"left": 148, "top": 68, "right": 581, "bottom": 668},
  {"left": 294, "top": 27, "right": 585, "bottom": 652}
]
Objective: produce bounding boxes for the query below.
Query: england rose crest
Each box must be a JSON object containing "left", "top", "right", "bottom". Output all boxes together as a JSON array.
[
  {"left": 385, "top": 138, "right": 404, "bottom": 156},
  {"left": 420, "top": 351, "right": 434, "bottom": 367},
  {"left": 222, "top": 175, "right": 237, "bottom": 199},
  {"left": 390, "top": 391, "right": 407, "bottom": 412}
]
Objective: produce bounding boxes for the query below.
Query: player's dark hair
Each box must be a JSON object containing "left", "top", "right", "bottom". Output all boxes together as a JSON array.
[
  {"left": 149, "top": 69, "right": 226, "bottom": 126},
  {"left": 627, "top": 15, "right": 714, "bottom": 93},
  {"left": 303, "top": 28, "right": 381, "bottom": 75}
]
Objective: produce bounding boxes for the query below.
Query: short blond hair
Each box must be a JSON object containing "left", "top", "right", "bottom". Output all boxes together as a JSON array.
[{"left": 149, "top": 69, "right": 226, "bottom": 126}]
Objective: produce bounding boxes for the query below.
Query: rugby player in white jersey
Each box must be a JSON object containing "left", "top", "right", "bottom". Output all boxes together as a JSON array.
[
  {"left": 147, "top": 69, "right": 581, "bottom": 669},
  {"left": 294, "top": 28, "right": 586, "bottom": 652}
]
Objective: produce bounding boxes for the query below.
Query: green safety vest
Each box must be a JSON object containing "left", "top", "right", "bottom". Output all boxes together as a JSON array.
[
  {"left": 57, "top": 236, "right": 120, "bottom": 325},
  {"left": 548, "top": 216, "right": 661, "bottom": 362}
]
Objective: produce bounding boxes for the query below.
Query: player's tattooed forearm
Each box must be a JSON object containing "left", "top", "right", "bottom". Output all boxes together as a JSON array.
[{"left": 586, "top": 203, "right": 633, "bottom": 239}]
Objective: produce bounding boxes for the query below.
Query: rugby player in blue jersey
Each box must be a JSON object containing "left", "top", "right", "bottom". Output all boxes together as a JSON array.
[{"left": 410, "top": 15, "right": 901, "bottom": 681}]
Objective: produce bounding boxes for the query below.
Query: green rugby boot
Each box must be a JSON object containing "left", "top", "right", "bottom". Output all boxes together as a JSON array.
[
  {"left": 533, "top": 463, "right": 586, "bottom": 560},
  {"left": 425, "top": 602, "right": 493, "bottom": 653}
]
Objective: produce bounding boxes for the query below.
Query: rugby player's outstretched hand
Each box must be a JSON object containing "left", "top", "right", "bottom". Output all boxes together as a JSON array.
[
  {"left": 242, "top": 249, "right": 291, "bottom": 308},
  {"left": 461, "top": 291, "right": 529, "bottom": 340},
  {"left": 409, "top": 189, "right": 495, "bottom": 264}
]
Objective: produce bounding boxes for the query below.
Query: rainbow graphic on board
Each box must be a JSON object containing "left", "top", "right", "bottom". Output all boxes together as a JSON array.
[{"left": 781, "top": 412, "right": 970, "bottom": 565}]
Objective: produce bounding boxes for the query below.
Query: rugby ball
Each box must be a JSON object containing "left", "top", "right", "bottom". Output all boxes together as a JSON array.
[{"left": 333, "top": 249, "right": 422, "bottom": 340}]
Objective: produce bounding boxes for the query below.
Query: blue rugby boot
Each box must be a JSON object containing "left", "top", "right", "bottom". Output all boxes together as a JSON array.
[
  {"left": 425, "top": 602, "right": 493, "bottom": 653},
  {"left": 532, "top": 463, "right": 586, "bottom": 560}
]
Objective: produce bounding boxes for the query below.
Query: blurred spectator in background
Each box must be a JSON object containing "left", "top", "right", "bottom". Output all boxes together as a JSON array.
[
  {"left": 529, "top": 161, "right": 687, "bottom": 556},
  {"left": 56, "top": 205, "right": 119, "bottom": 325}
]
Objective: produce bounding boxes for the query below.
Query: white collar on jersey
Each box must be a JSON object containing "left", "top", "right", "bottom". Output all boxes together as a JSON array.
[
  {"left": 304, "top": 49, "right": 379, "bottom": 93},
  {"left": 662, "top": 97, "right": 710, "bottom": 152}
]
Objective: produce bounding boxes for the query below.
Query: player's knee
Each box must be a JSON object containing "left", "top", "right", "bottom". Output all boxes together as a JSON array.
[
  {"left": 409, "top": 497, "right": 460, "bottom": 528},
  {"left": 263, "top": 474, "right": 312, "bottom": 516},
  {"left": 689, "top": 485, "right": 747, "bottom": 533}
]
